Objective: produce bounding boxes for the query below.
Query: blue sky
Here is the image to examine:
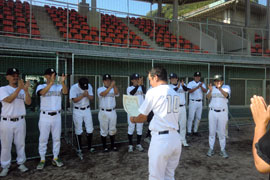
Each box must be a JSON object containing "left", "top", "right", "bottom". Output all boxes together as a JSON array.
[{"left": 39, "top": 0, "right": 267, "bottom": 16}]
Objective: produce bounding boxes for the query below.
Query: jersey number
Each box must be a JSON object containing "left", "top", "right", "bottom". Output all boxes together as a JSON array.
[{"left": 167, "top": 95, "right": 180, "bottom": 113}]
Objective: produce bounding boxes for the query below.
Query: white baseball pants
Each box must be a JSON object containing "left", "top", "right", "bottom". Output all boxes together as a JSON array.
[
  {"left": 73, "top": 108, "right": 93, "bottom": 135},
  {"left": 187, "top": 101, "right": 202, "bottom": 133},
  {"left": 127, "top": 114, "right": 143, "bottom": 135},
  {"left": 148, "top": 131, "right": 182, "bottom": 180},
  {"left": 208, "top": 109, "right": 228, "bottom": 150},
  {"left": 179, "top": 106, "right": 187, "bottom": 144},
  {"left": 98, "top": 110, "right": 117, "bottom": 137},
  {"left": 0, "top": 118, "right": 26, "bottom": 169},
  {"left": 38, "top": 112, "right": 61, "bottom": 160}
]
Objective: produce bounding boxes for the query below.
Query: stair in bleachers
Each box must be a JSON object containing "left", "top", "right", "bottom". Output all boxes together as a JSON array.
[
  {"left": 121, "top": 17, "right": 159, "bottom": 50},
  {"left": 32, "top": 5, "right": 61, "bottom": 40},
  {"left": 129, "top": 17, "right": 208, "bottom": 53},
  {"left": 0, "top": 0, "right": 40, "bottom": 38}
]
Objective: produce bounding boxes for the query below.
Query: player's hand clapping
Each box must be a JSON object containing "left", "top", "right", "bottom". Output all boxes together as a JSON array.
[
  {"left": 60, "top": 73, "right": 67, "bottom": 83},
  {"left": 111, "top": 80, "right": 116, "bottom": 87},
  {"left": 208, "top": 83, "right": 213, "bottom": 91},
  {"left": 250, "top": 95, "right": 270, "bottom": 129},
  {"left": 83, "top": 90, "right": 89, "bottom": 97},
  {"left": 23, "top": 80, "right": 30, "bottom": 92}
]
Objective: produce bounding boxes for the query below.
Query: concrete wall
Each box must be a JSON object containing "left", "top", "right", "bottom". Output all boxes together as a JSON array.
[{"left": 176, "top": 22, "right": 217, "bottom": 53}]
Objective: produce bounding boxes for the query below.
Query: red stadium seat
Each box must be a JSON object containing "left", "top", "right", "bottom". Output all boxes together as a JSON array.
[{"left": 3, "top": 26, "right": 14, "bottom": 33}]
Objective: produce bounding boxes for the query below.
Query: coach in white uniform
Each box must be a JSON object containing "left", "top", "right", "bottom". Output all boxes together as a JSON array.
[
  {"left": 36, "top": 68, "right": 68, "bottom": 170},
  {"left": 169, "top": 73, "right": 189, "bottom": 147},
  {"left": 206, "top": 75, "right": 230, "bottom": 158},
  {"left": 0, "top": 68, "right": 31, "bottom": 176},
  {"left": 70, "top": 77, "right": 95, "bottom": 152},
  {"left": 97, "top": 74, "right": 119, "bottom": 152},
  {"left": 131, "top": 67, "right": 182, "bottom": 180},
  {"left": 187, "top": 72, "right": 207, "bottom": 136},
  {"left": 127, "top": 73, "right": 145, "bottom": 152}
]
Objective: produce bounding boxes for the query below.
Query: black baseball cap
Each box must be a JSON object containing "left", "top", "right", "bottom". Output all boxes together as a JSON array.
[
  {"left": 169, "top": 73, "right": 177, "bottom": 79},
  {"left": 130, "top": 73, "right": 140, "bottom": 80},
  {"left": 78, "top": 77, "right": 89, "bottom": 90},
  {"left": 6, "top": 68, "right": 19, "bottom": 75},
  {"left": 213, "top": 74, "right": 223, "bottom": 81},
  {"left": 44, "top": 68, "right": 57, "bottom": 75},
  {"left": 194, "top": 72, "right": 201, "bottom": 77},
  {"left": 103, "top": 74, "right": 112, "bottom": 80}
]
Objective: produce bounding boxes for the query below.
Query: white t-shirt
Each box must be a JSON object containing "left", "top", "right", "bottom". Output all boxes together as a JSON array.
[
  {"left": 0, "top": 85, "right": 26, "bottom": 118},
  {"left": 36, "top": 84, "right": 62, "bottom": 111},
  {"left": 139, "top": 84, "right": 180, "bottom": 132},
  {"left": 187, "top": 80, "right": 206, "bottom": 100},
  {"left": 169, "top": 84, "right": 186, "bottom": 105},
  {"left": 97, "top": 86, "right": 119, "bottom": 109},
  {"left": 127, "top": 86, "right": 144, "bottom": 105},
  {"left": 207, "top": 85, "right": 231, "bottom": 109},
  {"left": 70, "top": 83, "right": 93, "bottom": 108}
]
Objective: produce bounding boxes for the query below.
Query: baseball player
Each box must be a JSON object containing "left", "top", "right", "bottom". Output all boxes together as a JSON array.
[
  {"left": 187, "top": 72, "right": 207, "bottom": 136},
  {"left": 127, "top": 73, "right": 145, "bottom": 152},
  {"left": 206, "top": 75, "right": 230, "bottom": 158},
  {"left": 97, "top": 74, "right": 119, "bottom": 152},
  {"left": 70, "top": 77, "right": 95, "bottom": 153},
  {"left": 169, "top": 73, "right": 189, "bottom": 147},
  {"left": 0, "top": 68, "right": 31, "bottom": 177},
  {"left": 36, "top": 68, "right": 68, "bottom": 170},
  {"left": 131, "top": 67, "right": 182, "bottom": 180}
]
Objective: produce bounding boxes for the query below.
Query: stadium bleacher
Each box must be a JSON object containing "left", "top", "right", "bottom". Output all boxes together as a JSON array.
[{"left": 0, "top": 0, "right": 40, "bottom": 38}]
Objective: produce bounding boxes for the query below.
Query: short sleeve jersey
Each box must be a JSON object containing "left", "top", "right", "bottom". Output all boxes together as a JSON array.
[
  {"left": 36, "top": 84, "right": 62, "bottom": 111},
  {"left": 139, "top": 84, "right": 180, "bottom": 132},
  {"left": 97, "top": 86, "right": 119, "bottom": 109},
  {"left": 127, "top": 86, "right": 144, "bottom": 105},
  {"left": 256, "top": 129, "right": 270, "bottom": 165},
  {"left": 170, "top": 84, "right": 186, "bottom": 105},
  {"left": 207, "top": 85, "right": 231, "bottom": 109},
  {"left": 0, "top": 85, "right": 26, "bottom": 118},
  {"left": 70, "top": 83, "right": 93, "bottom": 107},
  {"left": 187, "top": 80, "right": 206, "bottom": 100}
]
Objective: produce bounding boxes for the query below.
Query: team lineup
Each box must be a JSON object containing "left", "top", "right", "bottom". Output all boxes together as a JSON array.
[{"left": 0, "top": 67, "right": 231, "bottom": 179}]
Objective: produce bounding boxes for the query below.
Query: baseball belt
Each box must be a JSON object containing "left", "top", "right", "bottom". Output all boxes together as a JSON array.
[
  {"left": 42, "top": 111, "right": 61, "bottom": 116},
  {"left": 190, "top": 99, "right": 202, "bottom": 102},
  {"left": 101, "top": 108, "right": 115, "bottom": 112},
  {"left": 1, "top": 116, "right": 24, "bottom": 122},
  {"left": 210, "top": 108, "right": 225, "bottom": 112},
  {"left": 158, "top": 130, "right": 169, "bottom": 135},
  {"left": 74, "top": 105, "right": 90, "bottom": 110}
]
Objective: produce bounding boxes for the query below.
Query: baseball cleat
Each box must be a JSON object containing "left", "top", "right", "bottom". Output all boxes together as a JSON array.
[
  {"left": 36, "top": 160, "right": 45, "bottom": 170},
  {"left": 220, "top": 150, "right": 229, "bottom": 158},
  {"left": 186, "top": 132, "right": 192, "bottom": 137},
  {"left": 52, "top": 158, "right": 64, "bottom": 167},
  {"left": 89, "top": 148, "right": 96, "bottom": 153},
  {"left": 18, "top": 164, "right": 28, "bottom": 173},
  {"left": 136, "top": 144, "right": 144, "bottom": 152},
  {"left": 193, "top": 132, "right": 201, "bottom": 137},
  {"left": 0, "top": 168, "right": 9, "bottom": 177},
  {"left": 103, "top": 148, "right": 109, "bottom": 153},
  {"left": 182, "top": 141, "right": 189, "bottom": 147},
  {"left": 144, "top": 137, "right": 151, "bottom": 144},
  {"left": 207, "top": 148, "right": 214, "bottom": 157},
  {"left": 128, "top": 145, "right": 133, "bottom": 152}
]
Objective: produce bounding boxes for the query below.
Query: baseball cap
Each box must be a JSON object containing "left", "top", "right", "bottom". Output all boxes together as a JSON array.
[
  {"left": 169, "top": 73, "right": 177, "bottom": 79},
  {"left": 103, "top": 74, "right": 112, "bottom": 80},
  {"left": 44, "top": 68, "right": 57, "bottom": 75},
  {"left": 78, "top": 77, "right": 89, "bottom": 90},
  {"left": 6, "top": 68, "right": 19, "bottom": 75},
  {"left": 194, "top": 72, "right": 201, "bottom": 77},
  {"left": 213, "top": 74, "right": 223, "bottom": 81},
  {"left": 130, "top": 73, "right": 140, "bottom": 80}
]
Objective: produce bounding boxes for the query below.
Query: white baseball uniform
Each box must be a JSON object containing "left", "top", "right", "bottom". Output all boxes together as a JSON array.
[
  {"left": 127, "top": 86, "right": 144, "bottom": 135},
  {"left": 207, "top": 85, "right": 231, "bottom": 151},
  {"left": 0, "top": 85, "right": 27, "bottom": 169},
  {"left": 170, "top": 83, "right": 188, "bottom": 145},
  {"left": 36, "top": 84, "right": 63, "bottom": 161},
  {"left": 70, "top": 83, "right": 94, "bottom": 135},
  {"left": 97, "top": 86, "right": 119, "bottom": 137},
  {"left": 139, "top": 84, "right": 182, "bottom": 180},
  {"left": 187, "top": 80, "right": 206, "bottom": 133}
]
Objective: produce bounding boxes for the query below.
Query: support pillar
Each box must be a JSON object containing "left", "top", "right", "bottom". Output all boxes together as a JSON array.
[
  {"left": 267, "top": 0, "right": 270, "bottom": 49},
  {"left": 172, "top": 0, "right": 178, "bottom": 35},
  {"left": 87, "top": 0, "right": 99, "bottom": 30},
  {"left": 78, "top": 0, "right": 89, "bottom": 17}
]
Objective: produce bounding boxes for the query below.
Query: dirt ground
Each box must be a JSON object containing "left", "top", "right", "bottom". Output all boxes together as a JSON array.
[{"left": 1, "top": 124, "right": 269, "bottom": 180}]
